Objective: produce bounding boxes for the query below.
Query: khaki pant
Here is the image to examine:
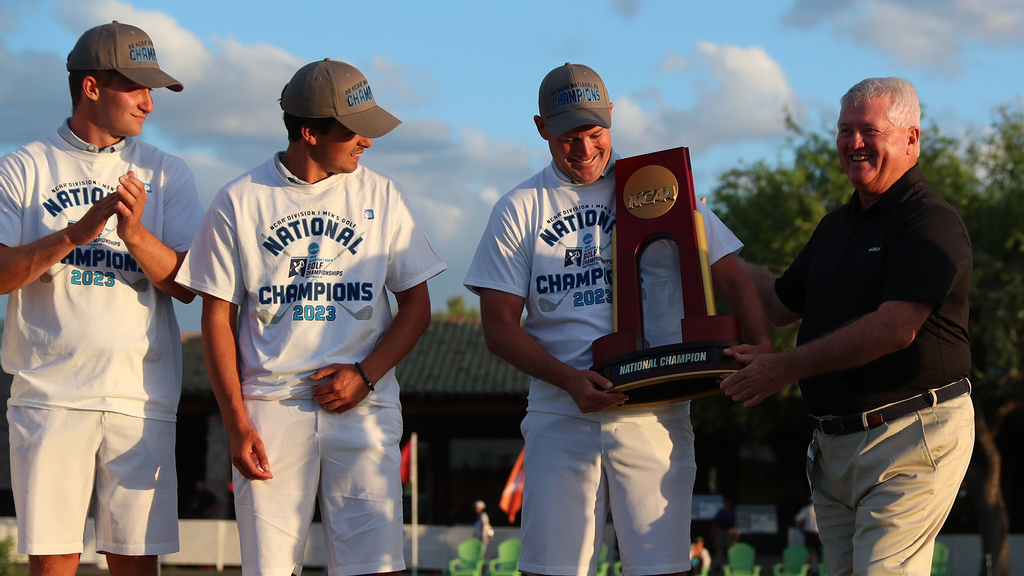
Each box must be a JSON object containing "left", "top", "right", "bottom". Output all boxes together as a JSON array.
[{"left": 808, "top": 393, "right": 973, "bottom": 576}]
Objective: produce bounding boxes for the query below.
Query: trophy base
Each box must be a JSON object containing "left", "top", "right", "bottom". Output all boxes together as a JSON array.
[
  {"left": 592, "top": 340, "right": 740, "bottom": 407},
  {"left": 591, "top": 316, "right": 742, "bottom": 407}
]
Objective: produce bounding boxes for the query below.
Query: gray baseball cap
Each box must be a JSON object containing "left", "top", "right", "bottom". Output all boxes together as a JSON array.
[
  {"left": 280, "top": 59, "right": 401, "bottom": 139},
  {"left": 66, "top": 21, "right": 183, "bottom": 92},
  {"left": 538, "top": 63, "right": 611, "bottom": 136}
]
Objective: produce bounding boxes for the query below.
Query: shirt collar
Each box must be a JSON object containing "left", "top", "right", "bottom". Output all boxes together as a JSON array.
[
  {"left": 275, "top": 151, "right": 312, "bottom": 185},
  {"left": 57, "top": 119, "right": 129, "bottom": 154},
  {"left": 846, "top": 164, "right": 925, "bottom": 214}
]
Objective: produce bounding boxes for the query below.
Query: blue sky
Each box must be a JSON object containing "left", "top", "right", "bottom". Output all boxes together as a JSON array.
[{"left": 2, "top": 0, "right": 1023, "bottom": 332}]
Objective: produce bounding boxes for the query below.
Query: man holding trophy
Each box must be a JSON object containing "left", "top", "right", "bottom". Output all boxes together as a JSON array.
[{"left": 465, "top": 63, "right": 771, "bottom": 576}]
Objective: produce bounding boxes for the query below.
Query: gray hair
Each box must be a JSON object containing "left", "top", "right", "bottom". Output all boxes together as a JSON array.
[{"left": 840, "top": 77, "right": 920, "bottom": 129}]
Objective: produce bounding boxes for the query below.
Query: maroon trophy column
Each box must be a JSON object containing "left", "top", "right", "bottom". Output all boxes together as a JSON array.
[{"left": 592, "top": 147, "right": 742, "bottom": 407}]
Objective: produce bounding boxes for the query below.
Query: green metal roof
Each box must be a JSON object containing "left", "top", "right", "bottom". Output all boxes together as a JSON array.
[
  {"left": 396, "top": 318, "right": 530, "bottom": 396},
  {"left": 179, "top": 318, "right": 529, "bottom": 398},
  {"left": 180, "top": 332, "right": 214, "bottom": 397}
]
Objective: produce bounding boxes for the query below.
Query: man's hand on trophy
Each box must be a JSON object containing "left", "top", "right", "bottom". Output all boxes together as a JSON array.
[
  {"left": 719, "top": 351, "right": 792, "bottom": 407},
  {"left": 564, "top": 370, "right": 627, "bottom": 413}
]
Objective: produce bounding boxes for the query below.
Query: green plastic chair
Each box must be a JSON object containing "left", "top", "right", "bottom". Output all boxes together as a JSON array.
[
  {"left": 596, "top": 544, "right": 611, "bottom": 576},
  {"left": 489, "top": 539, "right": 522, "bottom": 576},
  {"left": 449, "top": 538, "right": 485, "bottom": 576},
  {"left": 773, "top": 545, "right": 810, "bottom": 576},
  {"left": 931, "top": 541, "right": 950, "bottom": 576},
  {"left": 723, "top": 542, "right": 761, "bottom": 576},
  {"left": 613, "top": 561, "right": 622, "bottom": 576}
]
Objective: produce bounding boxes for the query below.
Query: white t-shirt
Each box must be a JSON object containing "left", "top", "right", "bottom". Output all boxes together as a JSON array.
[
  {"left": 464, "top": 158, "right": 742, "bottom": 422},
  {"left": 177, "top": 156, "right": 446, "bottom": 409},
  {"left": 0, "top": 130, "right": 203, "bottom": 421}
]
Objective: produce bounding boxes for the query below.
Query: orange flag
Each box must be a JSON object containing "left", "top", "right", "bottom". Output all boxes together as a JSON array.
[
  {"left": 400, "top": 440, "right": 412, "bottom": 484},
  {"left": 499, "top": 446, "right": 525, "bottom": 523}
]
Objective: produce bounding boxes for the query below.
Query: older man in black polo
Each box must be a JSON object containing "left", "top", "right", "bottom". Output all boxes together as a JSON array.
[{"left": 721, "top": 77, "right": 974, "bottom": 576}]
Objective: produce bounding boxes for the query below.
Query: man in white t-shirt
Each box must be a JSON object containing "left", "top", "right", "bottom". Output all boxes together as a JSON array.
[
  {"left": 177, "top": 59, "right": 445, "bottom": 576},
  {"left": 464, "top": 63, "right": 772, "bottom": 576},
  {"left": 0, "top": 21, "right": 203, "bottom": 576}
]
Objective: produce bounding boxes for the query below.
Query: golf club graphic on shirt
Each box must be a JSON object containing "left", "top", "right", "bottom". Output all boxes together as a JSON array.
[
  {"left": 114, "top": 267, "right": 150, "bottom": 292},
  {"left": 339, "top": 304, "right": 373, "bottom": 320},
  {"left": 538, "top": 291, "right": 572, "bottom": 312},
  {"left": 257, "top": 232, "right": 372, "bottom": 325},
  {"left": 256, "top": 305, "right": 289, "bottom": 326}
]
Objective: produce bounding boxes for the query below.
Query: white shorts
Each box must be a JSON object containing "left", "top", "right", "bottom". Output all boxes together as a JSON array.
[
  {"left": 519, "top": 411, "right": 696, "bottom": 576},
  {"left": 234, "top": 399, "right": 405, "bottom": 576},
  {"left": 7, "top": 405, "right": 179, "bottom": 556}
]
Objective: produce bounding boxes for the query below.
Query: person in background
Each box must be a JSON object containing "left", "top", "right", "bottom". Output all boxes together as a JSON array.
[
  {"left": 712, "top": 499, "right": 737, "bottom": 568},
  {"left": 474, "top": 500, "right": 494, "bottom": 548},
  {"left": 689, "top": 537, "right": 711, "bottom": 572},
  {"left": 795, "top": 498, "right": 820, "bottom": 574}
]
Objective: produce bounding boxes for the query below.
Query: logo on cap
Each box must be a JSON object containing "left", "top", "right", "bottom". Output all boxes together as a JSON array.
[
  {"left": 346, "top": 80, "right": 373, "bottom": 108},
  {"left": 550, "top": 83, "right": 603, "bottom": 110},
  {"left": 128, "top": 41, "right": 157, "bottom": 64}
]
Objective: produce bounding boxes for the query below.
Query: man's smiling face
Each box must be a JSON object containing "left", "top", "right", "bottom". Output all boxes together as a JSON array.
[
  {"left": 836, "top": 97, "right": 920, "bottom": 206},
  {"left": 535, "top": 103, "right": 613, "bottom": 185}
]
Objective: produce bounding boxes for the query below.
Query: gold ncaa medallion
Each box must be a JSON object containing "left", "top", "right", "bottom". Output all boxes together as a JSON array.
[{"left": 623, "top": 165, "right": 678, "bottom": 219}]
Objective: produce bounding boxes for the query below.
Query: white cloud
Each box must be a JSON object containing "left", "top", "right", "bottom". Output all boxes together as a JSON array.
[
  {"left": 0, "top": 1, "right": 806, "bottom": 313},
  {"left": 656, "top": 49, "right": 688, "bottom": 74},
  {"left": 28, "top": 0, "right": 298, "bottom": 167},
  {"left": 612, "top": 0, "right": 642, "bottom": 18},
  {"left": 369, "top": 55, "right": 439, "bottom": 110},
  {"left": 175, "top": 151, "right": 251, "bottom": 208},
  {"left": 153, "top": 35, "right": 300, "bottom": 152},
  {"left": 55, "top": 0, "right": 211, "bottom": 79},
  {"left": 615, "top": 42, "right": 799, "bottom": 155},
  {"left": 0, "top": 1, "right": 40, "bottom": 33},
  {"left": 480, "top": 186, "right": 501, "bottom": 203},
  {"left": 0, "top": 45, "right": 68, "bottom": 150},
  {"left": 783, "top": 0, "right": 1024, "bottom": 72}
]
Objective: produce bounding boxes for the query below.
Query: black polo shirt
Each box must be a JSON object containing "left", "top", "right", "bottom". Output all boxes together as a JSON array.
[{"left": 775, "top": 165, "right": 972, "bottom": 416}]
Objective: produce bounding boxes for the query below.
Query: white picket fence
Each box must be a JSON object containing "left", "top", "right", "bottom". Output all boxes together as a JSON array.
[
  {"left": 0, "top": 518, "right": 521, "bottom": 571},
  {"left": 0, "top": 518, "right": 1021, "bottom": 574}
]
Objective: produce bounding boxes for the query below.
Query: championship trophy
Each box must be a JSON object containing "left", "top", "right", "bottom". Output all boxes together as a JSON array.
[{"left": 591, "top": 147, "right": 742, "bottom": 406}]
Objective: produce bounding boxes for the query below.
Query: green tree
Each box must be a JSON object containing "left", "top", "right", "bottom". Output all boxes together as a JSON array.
[
  {"left": 0, "top": 537, "right": 13, "bottom": 576},
  {"left": 711, "top": 109, "right": 1024, "bottom": 576},
  {"left": 958, "top": 106, "right": 1024, "bottom": 576},
  {"left": 433, "top": 294, "right": 481, "bottom": 320}
]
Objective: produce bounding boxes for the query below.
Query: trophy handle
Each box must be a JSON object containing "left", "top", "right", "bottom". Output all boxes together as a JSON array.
[{"left": 693, "top": 210, "right": 717, "bottom": 316}]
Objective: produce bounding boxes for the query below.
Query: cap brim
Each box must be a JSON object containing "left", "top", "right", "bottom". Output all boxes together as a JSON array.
[
  {"left": 335, "top": 105, "right": 402, "bottom": 139},
  {"left": 120, "top": 67, "right": 184, "bottom": 92},
  {"left": 546, "top": 108, "right": 611, "bottom": 137}
]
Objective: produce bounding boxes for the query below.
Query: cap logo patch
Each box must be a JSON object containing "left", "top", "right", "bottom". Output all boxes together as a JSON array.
[
  {"left": 128, "top": 41, "right": 157, "bottom": 63},
  {"left": 550, "top": 82, "right": 602, "bottom": 109},
  {"left": 346, "top": 79, "right": 373, "bottom": 108}
]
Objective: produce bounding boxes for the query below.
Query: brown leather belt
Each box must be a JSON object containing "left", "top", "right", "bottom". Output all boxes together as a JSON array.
[{"left": 813, "top": 378, "right": 971, "bottom": 436}]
